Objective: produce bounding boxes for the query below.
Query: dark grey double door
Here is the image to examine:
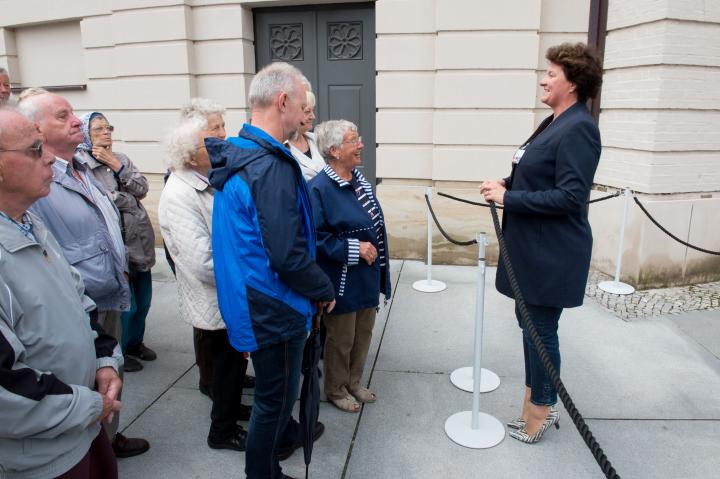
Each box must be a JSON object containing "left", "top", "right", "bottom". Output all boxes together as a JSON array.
[{"left": 254, "top": 2, "right": 377, "bottom": 184}]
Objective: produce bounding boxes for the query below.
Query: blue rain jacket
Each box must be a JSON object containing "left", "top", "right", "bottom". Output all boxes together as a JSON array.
[{"left": 207, "top": 124, "right": 334, "bottom": 352}]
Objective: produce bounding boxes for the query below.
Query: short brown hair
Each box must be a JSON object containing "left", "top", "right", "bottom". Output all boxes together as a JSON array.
[{"left": 546, "top": 43, "right": 603, "bottom": 102}]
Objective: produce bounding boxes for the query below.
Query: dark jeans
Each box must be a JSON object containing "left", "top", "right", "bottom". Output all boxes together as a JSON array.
[
  {"left": 120, "top": 270, "right": 153, "bottom": 351},
  {"left": 208, "top": 329, "right": 249, "bottom": 440},
  {"left": 54, "top": 426, "right": 117, "bottom": 479},
  {"left": 245, "top": 334, "right": 305, "bottom": 479},
  {"left": 515, "top": 303, "right": 563, "bottom": 406}
]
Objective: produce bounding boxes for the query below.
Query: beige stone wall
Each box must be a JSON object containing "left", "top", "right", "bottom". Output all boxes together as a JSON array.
[
  {"left": 0, "top": 0, "right": 256, "bottom": 243},
  {"left": 376, "top": 0, "right": 590, "bottom": 265},
  {"left": 592, "top": 0, "right": 720, "bottom": 287},
  {"left": 2, "top": 0, "right": 717, "bottom": 287}
]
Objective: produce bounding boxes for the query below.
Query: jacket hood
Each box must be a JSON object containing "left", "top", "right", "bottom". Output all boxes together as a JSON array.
[{"left": 207, "top": 124, "right": 297, "bottom": 191}]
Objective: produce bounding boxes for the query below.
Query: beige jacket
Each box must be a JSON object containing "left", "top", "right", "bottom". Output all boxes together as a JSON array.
[{"left": 158, "top": 168, "right": 224, "bottom": 330}]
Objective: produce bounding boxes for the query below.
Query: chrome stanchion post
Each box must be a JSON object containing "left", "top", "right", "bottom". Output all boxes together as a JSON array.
[
  {"left": 450, "top": 233, "right": 500, "bottom": 393},
  {"left": 445, "top": 232, "right": 504, "bottom": 448},
  {"left": 413, "top": 186, "right": 447, "bottom": 293},
  {"left": 599, "top": 187, "right": 635, "bottom": 295}
]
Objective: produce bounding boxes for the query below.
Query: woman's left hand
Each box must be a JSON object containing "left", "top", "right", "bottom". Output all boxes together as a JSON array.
[
  {"left": 480, "top": 180, "right": 507, "bottom": 205},
  {"left": 92, "top": 146, "right": 122, "bottom": 173}
]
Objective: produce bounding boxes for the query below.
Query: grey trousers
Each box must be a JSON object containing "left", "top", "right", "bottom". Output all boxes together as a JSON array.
[
  {"left": 323, "top": 307, "right": 376, "bottom": 401},
  {"left": 96, "top": 310, "right": 123, "bottom": 440}
]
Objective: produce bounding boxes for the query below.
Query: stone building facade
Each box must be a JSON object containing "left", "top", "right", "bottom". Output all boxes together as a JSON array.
[{"left": 1, "top": 0, "right": 718, "bottom": 288}]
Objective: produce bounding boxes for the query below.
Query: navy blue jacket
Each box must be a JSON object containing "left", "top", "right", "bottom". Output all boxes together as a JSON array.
[
  {"left": 496, "top": 102, "right": 601, "bottom": 308},
  {"left": 308, "top": 166, "right": 391, "bottom": 314},
  {"left": 207, "top": 124, "right": 334, "bottom": 352}
]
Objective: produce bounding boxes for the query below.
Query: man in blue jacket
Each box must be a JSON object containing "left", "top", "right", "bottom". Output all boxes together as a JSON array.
[{"left": 207, "top": 62, "right": 335, "bottom": 479}]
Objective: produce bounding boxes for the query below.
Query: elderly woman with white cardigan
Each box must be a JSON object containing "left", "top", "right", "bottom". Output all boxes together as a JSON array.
[
  {"left": 287, "top": 90, "right": 325, "bottom": 180},
  {"left": 158, "top": 117, "right": 249, "bottom": 452}
]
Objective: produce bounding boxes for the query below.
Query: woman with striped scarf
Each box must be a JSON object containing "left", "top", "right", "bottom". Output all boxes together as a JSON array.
[{"left": 308, "top": 120, "right": 392, "bottom": 413}]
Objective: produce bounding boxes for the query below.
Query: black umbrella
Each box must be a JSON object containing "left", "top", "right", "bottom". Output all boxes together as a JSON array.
[{"left": 299, "top": 303, "right": 324, "bottom": 479}]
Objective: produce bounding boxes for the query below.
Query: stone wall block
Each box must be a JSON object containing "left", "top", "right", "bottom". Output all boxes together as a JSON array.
[
  {"left": 195, "top": 74, "right": 250, "bottom": 109},
  {"left": 434, "top": 71, "right": 537, "bottom": 109},
  {"left": 114, "top": 41, "right": 192, "bottom": 76},
  {"left": 436, "top": 0, "right": 540, "bottom": 31},
  {"left": 377, "top": 110, "right": 434, "bottom": 144},
  {"left": 376, "top": 35, "right": 435, "bottom": 71},
  {"left": 433, "top": 111, "right": 534, "bottom": 146},
  {"left": 376, "top": 0, "right": 436, "bottom": 34},
  {"left": 684, "top": 197, "right": 720, "bottom": 284},
  {"left": 436, "top": 32, "right": 538, "bottom": 70},
  {"left": 193, "top": 40, "right": 253, "bottom": 74},
  {"left": 111, "top": 5, "right": 190, "bottom": 44},
  {"left": 376, "top": 145, "right": 433, "bottom": 179},
  {"left": 80, "top": 15, "right": 113, "bottom": 48},
  {"left": 432, "top": 147, "right": 515, "bottom": 182},
  {"left": 540, "top": 0, "right": 591, "bottom": 33},
  {"left": 377, "top": 72, "right": 434, "bottom": 108},
  {"left": 191, "top": 4, "right": 252, "bottom": 40}
]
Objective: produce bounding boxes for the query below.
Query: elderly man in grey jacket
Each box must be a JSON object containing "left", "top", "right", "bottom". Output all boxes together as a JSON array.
[
  {"left": 0, "top": 108, "right": 122, "bottom": 478},
  {"left": 17, "top": 91, "right": 150, "bottom": 458}
]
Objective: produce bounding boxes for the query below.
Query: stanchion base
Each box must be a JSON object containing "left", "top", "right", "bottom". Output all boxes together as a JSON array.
[
  {"left": 598, "top": 280, "right": 635, "bottom": 295},
  {"left": 445, "top": 411, "right": 505, "bottom": 449},
  {"left": 450, "top": 367, "right": 500, "bottom": 393},
  {"left": 412, "top": 279, "right": 447, "bottom": 293}
]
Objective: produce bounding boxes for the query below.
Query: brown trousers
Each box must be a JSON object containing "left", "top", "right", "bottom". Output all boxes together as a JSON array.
[
  {"left": 54, "top": 426, "right": 117, "bottom": 479},
  {"left": 323, "top": 307, "right": 376, "bottom": 400}
]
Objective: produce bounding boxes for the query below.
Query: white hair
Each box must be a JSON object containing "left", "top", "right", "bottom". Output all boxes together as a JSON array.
[
  {"left": 0, "top": 67, "right": 8, "bottom": 77},
  {"left": 180, "top": 97, "right": 226, "bottom": 120},
  {"left": 306, "top": 90, "right": 316, "bottom": 109},
  {"left": 248, "top": 62, "right": 310, "bottom": 109},
  {"left": 15, "top": 88, "right": 50, "bottom": 122},
  {"left": 315, "top": 119, "right": 358, "bottom": 163},
  {"left": 165, "top": 116, "right": 207, "bottom": 170}
]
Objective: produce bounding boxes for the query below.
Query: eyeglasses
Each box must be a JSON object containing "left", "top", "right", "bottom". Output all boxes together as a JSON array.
[
  {"left": 342, "top": 136, "right": 362, "bottom": 145},
  {"left": 0, "top": 142, "right": 43, "bottom": 159},
  {"left": 90, "top": 125, "right": 115, "bottom": 133}
]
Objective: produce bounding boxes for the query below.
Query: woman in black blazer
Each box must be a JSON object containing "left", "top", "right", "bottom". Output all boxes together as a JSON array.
[{"left": 481, "top": 43, "right": 604, "bottom": 444}]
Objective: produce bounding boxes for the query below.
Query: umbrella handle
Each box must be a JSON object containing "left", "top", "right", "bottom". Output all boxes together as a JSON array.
[{"left": 313, "top": 301, "right": 324, "bottom": 331}]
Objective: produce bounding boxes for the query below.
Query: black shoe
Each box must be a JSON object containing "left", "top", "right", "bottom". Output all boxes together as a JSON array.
[
  {"left": 243, "top": 374, "right": 256, "bottom": 389},
  {"left": 238, "top": 403, "right": 252, "bottom": 421},
  {"left": 276, "top": 421, "right": 325, "bottom": 461},
  {"left": 123, "top": 356, "right": 143, "bottom": 373},
  {"left": 126, "top": 343, "right": 157, "bottom": 361},
  {"left": 199, "top": 383, "right": 213, "bottom": 399},
  {"left": 112, "top": 433, "right": 150, "bottom": 458},
  {"left": 207, "top": 427, "right": 247, "bottom": 451}
]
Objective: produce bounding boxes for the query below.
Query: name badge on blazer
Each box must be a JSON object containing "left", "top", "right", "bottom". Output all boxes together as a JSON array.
[{"left": 512, "top": 146, "right": 526, "bottom": 164}]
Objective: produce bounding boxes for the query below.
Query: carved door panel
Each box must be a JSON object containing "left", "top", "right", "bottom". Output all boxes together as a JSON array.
[{"left": 254, "top": 3, "right": 377, "bottom": 184}]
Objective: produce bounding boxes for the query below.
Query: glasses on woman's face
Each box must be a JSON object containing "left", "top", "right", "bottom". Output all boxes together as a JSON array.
[
  {"left": 90, "top": 125, "right": 115, "bottom": 134},
  {"left": 342, "top": 136, "right": 362, "bottom": 146}
]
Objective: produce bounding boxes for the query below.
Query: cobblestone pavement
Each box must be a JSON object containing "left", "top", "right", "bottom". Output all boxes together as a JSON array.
[{"left": 585, "top": 270, "right": 720, "bottom": 320}]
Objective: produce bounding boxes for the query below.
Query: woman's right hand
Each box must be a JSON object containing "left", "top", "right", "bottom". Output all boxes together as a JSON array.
[{"left": 359, "top": 241, "right": 378, "bottom": 265}]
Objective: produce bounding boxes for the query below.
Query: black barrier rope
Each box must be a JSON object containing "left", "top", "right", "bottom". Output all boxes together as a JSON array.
[
  {"left": 633, "top": 196, "right": 720, "bottom": 256},
  {"left": 587, "top": 191, "right": 622, "bottom": 204},
  {"left": 438, "top": 190, "right": 620, "bottom": 207},
  {"left": 437, "top": 191, "right": 504, "bottom": 209},
  {"left": 488, "top": 202, "right": 620, "bottom": 479},
  {"left": 424, "top": 194, "right": 477, "bottom": 246},
  {"left": 427, "top": 190, "right": 621, "bottom": 477}
]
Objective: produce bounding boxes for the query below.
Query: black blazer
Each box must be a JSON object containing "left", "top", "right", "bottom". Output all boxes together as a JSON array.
[{"left": 496, "top": 101, "right": 601, "bottom": 308}]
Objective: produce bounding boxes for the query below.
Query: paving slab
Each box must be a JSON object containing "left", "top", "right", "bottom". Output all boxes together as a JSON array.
[
  {"left": 116, "top": 257, "right": 720, "bottom": 479},
  {"left": 669, "top": 309, "right": 720, "bottom": 359}
]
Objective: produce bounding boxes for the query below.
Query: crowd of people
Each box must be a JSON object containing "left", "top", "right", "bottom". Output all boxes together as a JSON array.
[
  {"left": 0, "top": 61, "right": 391, "bottom": 479},
  {"left": 0, "top": 41, "right": 603, "bottom": 479}
]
